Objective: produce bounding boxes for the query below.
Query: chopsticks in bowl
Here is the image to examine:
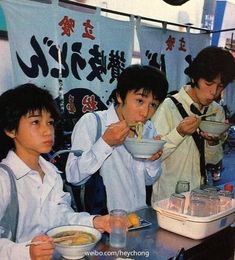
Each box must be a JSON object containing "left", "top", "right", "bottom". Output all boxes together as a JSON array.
[
  {"left": 25, "top": 234, "right": 78, "bottom": 247},
  {"left": 197, "top": 108, "right": 219, "bottom": 118},
  {"left": 197, "top": 111, "right": 216, "bottom": 118}
]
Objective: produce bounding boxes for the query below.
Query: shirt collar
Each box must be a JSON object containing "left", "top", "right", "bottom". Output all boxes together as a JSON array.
[
  {"left": 106, "top": 104, "right": 120, "bottom": 125},
  {"left": 180, "top": 85, "right": 209, "bottom": 113},
  {"left": 2, "top": 150, "right": 60, "bottom": 181}
]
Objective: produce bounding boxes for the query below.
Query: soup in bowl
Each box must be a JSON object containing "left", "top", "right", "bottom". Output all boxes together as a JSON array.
[{"left": 46, "top": 225, "right": 101, "bottom": 259}]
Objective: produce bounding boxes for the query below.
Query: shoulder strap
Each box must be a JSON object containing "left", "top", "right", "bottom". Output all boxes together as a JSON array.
[
  {"left": 0, "top": 163, "right": 19, "bottom": 241},
  {"left": 168, "top": 96, "right": 206, "bottom": 184},
  {"left": 168, "top": 96, "right": 204, "bottom": 144},
  {"left": 79, "top": 112, "right": 102, "bottom": 211},
  {"left": 50, "top": 112, "right": 102, "bottom": 161},
  {"left": 93, "top": 112, "right": 102, "bottom": 141},
  {"left": 169, "top": 96, "right": 188, "bottom": 118}
]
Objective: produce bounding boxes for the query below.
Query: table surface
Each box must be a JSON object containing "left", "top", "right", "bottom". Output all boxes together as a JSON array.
[
  {"left": 55, "top": 207, "right": 235, "bottom": 260},
  {"left": 96, "top": 207, "right": 201, "bottom": 260},
  {"left": 95, "top": 207, "right": 234, "bottom": 260}
]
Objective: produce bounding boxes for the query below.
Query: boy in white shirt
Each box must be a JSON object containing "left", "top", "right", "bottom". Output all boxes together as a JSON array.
[
  {"left": 66, "top": 65, "right": 169, "bottom": 212},
  {"left": 0, "top": 84, "right": 111, "bottom": 260}
]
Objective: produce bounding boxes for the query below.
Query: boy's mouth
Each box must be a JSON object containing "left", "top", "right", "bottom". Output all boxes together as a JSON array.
[{"left": 43, "top": 140, "right": 54, "bottom": 145}]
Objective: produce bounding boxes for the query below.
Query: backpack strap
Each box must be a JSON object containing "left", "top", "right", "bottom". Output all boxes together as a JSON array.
[
  {"left": 0, "top": 163, "right": 19, "bottom": 241},
  {"left": 168, "top": 96, "right": 207, "bottom": 184},
  {"left": 169, "top": 96, "right": 188, "bottom": 118},
  {"left": 80, "top": 112, "right": 102, "bottom": 211},
  {"left": 93, "top": 112, "right": 102, "bottom": 142},
  {"left": 50, "top": 112, "right": 101, "bottom": 161},
  {"left": 50, "top": 112, "right": 104, "bottom": 213}
]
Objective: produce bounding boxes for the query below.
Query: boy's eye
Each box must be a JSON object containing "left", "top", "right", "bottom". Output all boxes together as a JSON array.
[
  {"left": 151, "top": 103, "right": 158, "bottom": 110},
  {"left": 32, "top": 120, "right": 39, "bottom": 125},
  {"left": 205, "top": 80, "right": 216, "bottom": 86},
  {"left": 136, "top": 99, "right": 143, "bottom": 104},
  {"left": 217, "top": 84, "right": 224, "bottom": 90},
  {"left": 206, "top": 81, "right": 224, "bottom": 89},
  {"left": 48, "top": 120, "right": 55, "bottom": 126}
]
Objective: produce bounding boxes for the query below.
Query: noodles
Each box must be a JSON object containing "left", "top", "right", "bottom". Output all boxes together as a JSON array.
[
  {"left": 52, "top": 230, "right": 96, "bottom": 246},
  {"left": 135, "top": 122, "right": 144, "bottom": 141},
  {"left": 129, "top": 122, "right": 144, "bottom": 141}
]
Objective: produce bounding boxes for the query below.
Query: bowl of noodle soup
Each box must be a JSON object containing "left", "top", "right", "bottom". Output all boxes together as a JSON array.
[
  {"left": 124, "top": 138, "right": 166, "bottom": 158},
  {"left": 199, "top": 120, "right": 230, "bottom": 137},
  {"left": 46, "top": 225, "right": 101, "bottom": 259}
]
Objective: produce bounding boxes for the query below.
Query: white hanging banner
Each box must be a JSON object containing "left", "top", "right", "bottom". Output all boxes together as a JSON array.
[
  {"left": 2, "top": 0, "right": 134, "bottom": 119},
  {"left": 136, "top": 22, "right": 210, "bottom": 92},
  {"left": 224, "top": 82, "right": 235, "bottom": 116}
]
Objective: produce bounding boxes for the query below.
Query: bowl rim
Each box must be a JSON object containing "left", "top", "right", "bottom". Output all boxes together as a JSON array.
[
  {"left": 46, "top": 225, "right": 101, "bottom": 248},
  {"left": 124, "top": 138, "right": 167, "bottom": 144},
  {"left": 200, "top": 120, "right": 231, "bottom": 127}
]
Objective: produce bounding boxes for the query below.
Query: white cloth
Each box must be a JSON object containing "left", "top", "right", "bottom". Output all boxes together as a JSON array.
[
  {"left": 0, "top": 151, "right": 94, "bottom": 260},
  {"left": 151, "top": 86, "right": 225, "bottom": 202},
  {"left": 65, "top": 104, "right": 162, "bottom": 212},
  {"left": 224, "top": 82, "right": 235, "bottom": 116}
]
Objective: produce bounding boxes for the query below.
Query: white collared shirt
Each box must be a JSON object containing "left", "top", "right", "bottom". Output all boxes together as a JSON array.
[
  {"left": 0, "top": 151, "right": 94, "bottom": 260},
  {"left": 66, "top": 104, "right": 162, "bottom": 212}
]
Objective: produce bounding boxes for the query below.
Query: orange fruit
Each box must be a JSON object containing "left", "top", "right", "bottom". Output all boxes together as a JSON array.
[{"left": 128, "top": 213, "right": 140, "bottom": 228}]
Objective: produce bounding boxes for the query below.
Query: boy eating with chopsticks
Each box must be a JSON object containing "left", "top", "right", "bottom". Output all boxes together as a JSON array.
[{"left": 66, "top": 64, "right": 168, "bottom": 212}]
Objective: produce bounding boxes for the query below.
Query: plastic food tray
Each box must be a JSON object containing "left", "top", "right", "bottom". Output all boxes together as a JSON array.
[{"left": 153, "top": 192, "right": 235, "bottom": 240}]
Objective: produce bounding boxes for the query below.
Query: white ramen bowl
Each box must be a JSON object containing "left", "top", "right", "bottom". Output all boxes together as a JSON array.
[
  {"left": 46, "top": 225, "right": 101, "bottom": 259},
  {"left": 124, "top": 138, "right": 166, "bottom": 158},
  {"left": 199, "top": 120, "right": 230, "bottom": 137}
]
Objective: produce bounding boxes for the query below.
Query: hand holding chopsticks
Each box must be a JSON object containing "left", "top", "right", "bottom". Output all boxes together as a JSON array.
[{"left": 25, "top": 235, "right": 54, "bottom": 260}]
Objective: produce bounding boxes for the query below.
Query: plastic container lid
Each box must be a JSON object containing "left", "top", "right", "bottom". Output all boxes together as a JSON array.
[{"left": 154, "top": 191, "right": 235, "bottom": 240}]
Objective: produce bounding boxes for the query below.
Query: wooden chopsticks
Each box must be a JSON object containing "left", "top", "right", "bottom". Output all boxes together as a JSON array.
[{"left": 25, "top": 235, "right": 77, "bottom": 247}]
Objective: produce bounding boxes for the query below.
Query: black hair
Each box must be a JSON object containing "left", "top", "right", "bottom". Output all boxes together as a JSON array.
[
  {"left": 185, "top": 46, "right": 235, "bottom": 88},
  {"left": 107, "top": 64, "right": 168, "bottom": 105},
  {"left": 0, "top": 83, "right": 60, "bottom": 160}
]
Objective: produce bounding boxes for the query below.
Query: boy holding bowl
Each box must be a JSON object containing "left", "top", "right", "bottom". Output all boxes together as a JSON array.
[{"left": 66, "top": 64, "right": 168, "bottom": 212}]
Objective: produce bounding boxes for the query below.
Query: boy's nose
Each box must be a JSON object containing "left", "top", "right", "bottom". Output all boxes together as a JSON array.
[
  {"left": 42, "top": 124, "right": 53, "bottom": 135},
  {"left": 140, "top": 106, "right": 149, "bottom": 119},
  {"left": 210, "top": 85, "right": 218, "bottom": 96}
]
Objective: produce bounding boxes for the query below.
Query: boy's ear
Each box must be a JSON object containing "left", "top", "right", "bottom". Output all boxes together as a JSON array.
[
  {"left": 4, "top": 129, "right": 16, "bottom": 139},
  {"left": 116, "top": 92, "right": 123, "bottom": 105}
]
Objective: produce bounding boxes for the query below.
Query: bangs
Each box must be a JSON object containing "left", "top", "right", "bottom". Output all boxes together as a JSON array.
[{"left": 135, "top": 88, "right": 157, "bottom": 99}]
